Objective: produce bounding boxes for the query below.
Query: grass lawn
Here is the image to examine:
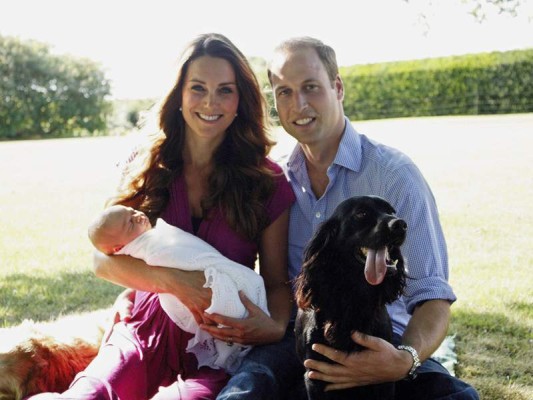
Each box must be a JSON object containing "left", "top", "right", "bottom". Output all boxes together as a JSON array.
[{"left": 1, "top": 114, "right": 532, "bottom": 399}]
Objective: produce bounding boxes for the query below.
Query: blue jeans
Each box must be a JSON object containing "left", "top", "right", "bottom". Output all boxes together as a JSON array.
[
  {"left": 216, "top": 327, "right": 479, "bottom": 400},
  {"left": 216, "top": 323, "right": 304, "bottom": 400},
  {"left": 394, "top": 358, "right": 479, "bottom": 399},
  {"left": 391, "top": 333, "right": 479, "bottom": 400}
]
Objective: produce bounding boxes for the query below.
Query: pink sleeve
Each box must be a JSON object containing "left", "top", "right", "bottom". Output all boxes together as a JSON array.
[{"left": 265, "top": 159, "right": 296, "bottom": 224}]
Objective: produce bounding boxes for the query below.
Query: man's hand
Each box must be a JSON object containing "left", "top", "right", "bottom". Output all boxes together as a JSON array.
[
  {"left": 304, "top": 331, "right": 412, "bottom": 391},
  {"left": 199, "top": 291, "right": 285, "bottom": 346}
]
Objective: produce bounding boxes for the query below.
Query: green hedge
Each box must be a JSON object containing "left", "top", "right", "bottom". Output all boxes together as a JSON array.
[{"left": 340, "top": 49, "right": 533, "bottom": 121}]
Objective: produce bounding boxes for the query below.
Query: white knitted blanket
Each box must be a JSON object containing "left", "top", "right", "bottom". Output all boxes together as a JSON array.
[{"left": 116, "top": 219, "right": 269, "bottom": 373}]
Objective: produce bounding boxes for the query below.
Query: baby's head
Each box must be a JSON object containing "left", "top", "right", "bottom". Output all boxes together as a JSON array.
[{"left": 88, "top": 205, "right": 152, "bottom": 255}]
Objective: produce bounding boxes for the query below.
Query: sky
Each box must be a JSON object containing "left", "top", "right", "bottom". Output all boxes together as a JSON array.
[{"left": 1, "top": 0, "right": 532, "bottom": 99}]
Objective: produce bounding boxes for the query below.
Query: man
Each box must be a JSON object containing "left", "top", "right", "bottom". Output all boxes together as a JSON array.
[
  {"left": 215, "top": 36, "right": 479, "bottom": 399},
  {"left": 262, "top": 36, "right": 479, "bottom": 399}
]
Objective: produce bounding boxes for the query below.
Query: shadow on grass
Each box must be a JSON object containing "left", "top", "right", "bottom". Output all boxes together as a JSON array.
[
  {"left": 0, "top": 270, "right": 123, "bottom": 326},
  {"left": 451, "top": 308, "right": 532, "bottom": 400}
]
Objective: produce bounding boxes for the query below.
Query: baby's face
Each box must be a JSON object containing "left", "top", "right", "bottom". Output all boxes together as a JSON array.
[{"left": 111, "top": 206, "right": 152, "bottom": 246}]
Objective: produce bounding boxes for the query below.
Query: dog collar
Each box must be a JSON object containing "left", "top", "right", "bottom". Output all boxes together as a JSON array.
[{"left": 397, "top": 345, "right": 421, "bottom": 380}]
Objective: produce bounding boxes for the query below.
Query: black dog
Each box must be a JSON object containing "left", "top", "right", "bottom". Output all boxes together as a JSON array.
[{"left": 294, "top": 195, "right": 407, "bottom": 400}]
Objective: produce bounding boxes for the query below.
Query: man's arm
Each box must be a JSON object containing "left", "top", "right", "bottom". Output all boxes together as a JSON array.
[{"left": 401, "top": 299, "right": 451, "bottom": 363}]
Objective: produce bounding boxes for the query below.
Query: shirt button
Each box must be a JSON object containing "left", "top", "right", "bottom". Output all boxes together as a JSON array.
[{"left": 315, "top": 212, "right": 321, "bottom": 218}]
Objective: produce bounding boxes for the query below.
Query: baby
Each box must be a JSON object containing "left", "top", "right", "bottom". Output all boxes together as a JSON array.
[
  {"left": 88, "top": 205, "right": 270, "bottom": 373},
  {"left": 88, "top": 205, "right": 152, "bottom": 255}
]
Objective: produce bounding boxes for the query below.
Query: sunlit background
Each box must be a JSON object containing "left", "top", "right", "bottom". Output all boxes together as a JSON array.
[
  {"left": 1, "top": 2, "right": 532, "bottom": 398},
  {"left": 2, "top": 0, "right": 532, "bottom": 99}
]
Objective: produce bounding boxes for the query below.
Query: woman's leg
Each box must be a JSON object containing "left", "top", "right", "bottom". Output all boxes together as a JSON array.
[
  {"left": 25, "top": 323, "right": 145, "bottom": 400},
  {"left": 151, "top": 366, "right": 229, "bottom": 400},
  {"left": 26, "top": 293, "right": 183, "bottom": 400}
]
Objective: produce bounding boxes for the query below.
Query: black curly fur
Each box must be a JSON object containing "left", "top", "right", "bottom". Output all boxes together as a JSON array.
[{"left": 294, "top": 195, "right": 407, "bottom": 400}]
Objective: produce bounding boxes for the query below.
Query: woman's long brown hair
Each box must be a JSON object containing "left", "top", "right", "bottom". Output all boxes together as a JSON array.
[{"left": 108, "top": 33, "right": 276, "bottom": 240}]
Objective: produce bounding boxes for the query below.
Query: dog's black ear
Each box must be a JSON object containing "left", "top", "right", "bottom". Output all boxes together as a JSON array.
[
  {"left": 303, "top": 218, "right": 340, "bottom": 261},
  {"left": 295, "top": 218, "right": 341, "bottom": 310}
]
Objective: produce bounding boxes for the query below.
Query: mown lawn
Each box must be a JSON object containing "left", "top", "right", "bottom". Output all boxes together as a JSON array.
[{"left": 1, "top": 114, "right": 532, "bottom": 399}]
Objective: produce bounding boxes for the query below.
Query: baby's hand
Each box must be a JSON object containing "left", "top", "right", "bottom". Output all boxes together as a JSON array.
[
  {"left": 101, "top": 288, "right": 135, "bottom": 346},
  {"left": 111, "top": 288, "right": 135, "bottom": 323}
]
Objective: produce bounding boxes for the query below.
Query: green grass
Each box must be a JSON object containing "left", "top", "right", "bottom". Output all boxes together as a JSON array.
[
  {"left": 0, "top": 136, "right": 131, "bottom": 321},
  {"left": 1, "top": 115, "right": 532, "bottom": 398}
]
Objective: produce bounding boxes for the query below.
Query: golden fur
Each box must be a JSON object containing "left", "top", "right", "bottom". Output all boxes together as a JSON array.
[{"left": 0, "top": 310, "right": 109, "bottom": 400}]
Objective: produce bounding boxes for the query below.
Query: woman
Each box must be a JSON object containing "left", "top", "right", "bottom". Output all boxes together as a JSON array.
[{"left": 28, "top": 33, "right": 294, "bottom": 400}]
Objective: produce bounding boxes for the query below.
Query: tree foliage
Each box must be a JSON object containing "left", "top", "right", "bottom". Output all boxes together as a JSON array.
[
  {"left": 402, "top": 0, "right": 530, "bottom": 34},
  {"left": 464, "top": 0, "right": 524, "bottom": 22},
  {"left": 0, "top": 35, "right": 112, "bottom": 139}
]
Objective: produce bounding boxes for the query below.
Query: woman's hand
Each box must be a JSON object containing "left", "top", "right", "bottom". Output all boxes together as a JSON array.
[
  {"left": 165, "top": 268, "right": 213, "bottom": 326},
  {"left": 199, "top": 291, "right": 285, "bottom": 346},
  {"left": 93, "top": 251, "right": 212, "bottom": 326}
]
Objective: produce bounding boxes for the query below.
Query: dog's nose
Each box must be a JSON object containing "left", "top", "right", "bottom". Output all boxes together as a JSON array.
[{"left": 389, "top": 219, "right": 407, "bottom": 233}]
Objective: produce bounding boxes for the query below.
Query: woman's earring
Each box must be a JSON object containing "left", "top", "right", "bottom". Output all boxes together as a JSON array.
[
  {"left": 235, "top": 113, "right": 238, "bottom": 117},
  {"left": 179, "top": 107, "right": 183, "bottom": 112}
]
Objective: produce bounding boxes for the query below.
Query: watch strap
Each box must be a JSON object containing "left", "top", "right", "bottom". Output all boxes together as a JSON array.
[{"left": 397, "top": 345, "right": 421, "bottom": 380}]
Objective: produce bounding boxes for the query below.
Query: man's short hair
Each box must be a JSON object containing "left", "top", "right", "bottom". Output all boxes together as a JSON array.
[{"left": 268, "top": 36, "right": 339, "bottom": 85}]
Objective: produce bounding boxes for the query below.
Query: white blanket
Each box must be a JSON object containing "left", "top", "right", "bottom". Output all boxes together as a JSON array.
[{"left": 116, "top": 219, "right": 269, "bottom": 373}]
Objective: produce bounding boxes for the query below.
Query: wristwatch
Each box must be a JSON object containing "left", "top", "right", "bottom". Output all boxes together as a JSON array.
[{"left": 397, "top": 345, "right": 421, "bottom": 380}]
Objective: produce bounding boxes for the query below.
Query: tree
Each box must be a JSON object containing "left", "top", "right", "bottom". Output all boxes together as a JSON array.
[
  {"left": 0, "top": 35, "right": 112, "bottom": 139},
  {"left": 464, "top": 0, "right": 525, "bottom": 22},
  {"left": 403, "top": 0, "right": 531, "bottom": 28}
]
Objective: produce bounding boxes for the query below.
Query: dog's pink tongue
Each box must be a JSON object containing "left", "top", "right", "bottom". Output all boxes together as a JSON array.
[{"left": 364, "top": 248, "right": 387, "bottom": 285}]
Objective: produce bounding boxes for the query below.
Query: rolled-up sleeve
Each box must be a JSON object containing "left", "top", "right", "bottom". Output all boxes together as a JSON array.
[{"left": 384, "top": 163, "right": 456, "bottom": 315}]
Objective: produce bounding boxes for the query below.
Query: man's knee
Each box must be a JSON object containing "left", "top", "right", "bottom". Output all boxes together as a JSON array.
[
  {"left": 234, "top": 363, "right": 277, "bottom": 386},
  {"left": 216, "top": 364, "right": 278, "bottom": 400},
  {"left": 396, "top": 372, "right": 479, "bottom": 400}
]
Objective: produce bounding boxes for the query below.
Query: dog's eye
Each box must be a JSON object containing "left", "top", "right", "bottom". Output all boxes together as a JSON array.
[{"left": 355, "top": 211, "right": 366, "bottom": 219}]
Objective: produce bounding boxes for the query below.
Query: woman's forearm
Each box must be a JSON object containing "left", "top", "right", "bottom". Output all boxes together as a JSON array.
[
  {"left": 258, "top": 208, "right": 292, "bottom": 335},
  {"left": 265, "top": 281, "right": 292, "bottom": 331},
  {"left": 93, "top": 250, "right": 206, "bottom": 296},
  {"left": 94, "top": 250, "right": 169, "bottom": 292},
  {"left": 93, "top": 250, "right": 212, "bottom": 320}
]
